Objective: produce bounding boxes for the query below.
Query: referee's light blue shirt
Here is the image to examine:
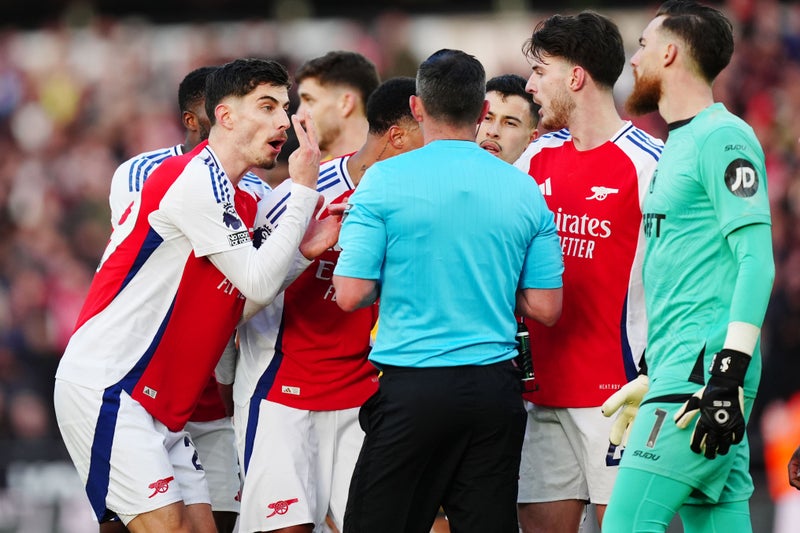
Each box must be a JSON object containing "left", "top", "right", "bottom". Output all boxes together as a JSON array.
[{"left": 335, "top": 140, "right": 563, "bottom": 368}]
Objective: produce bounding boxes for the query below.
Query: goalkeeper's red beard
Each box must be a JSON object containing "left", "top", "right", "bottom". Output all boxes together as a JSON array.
[{"left": 625, "top": 70, "right": 662, "bottom": 117}]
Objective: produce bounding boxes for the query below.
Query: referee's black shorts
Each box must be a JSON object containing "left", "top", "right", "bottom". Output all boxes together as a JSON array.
[{"left": 344, "top": 359, "right": 526, "bottom": 533}]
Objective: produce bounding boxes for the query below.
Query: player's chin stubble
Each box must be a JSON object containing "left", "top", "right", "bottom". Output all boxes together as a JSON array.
[{"left": 541, "top": 93, "right": 574, "bottom": 132}]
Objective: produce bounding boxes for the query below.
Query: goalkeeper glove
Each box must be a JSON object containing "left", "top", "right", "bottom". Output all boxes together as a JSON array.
[
  {"left": 674, "top": 349, "right": 749, "bottom": 459},
  {"left": 601, "top": 374, "right": 649, "bottom": 447}
]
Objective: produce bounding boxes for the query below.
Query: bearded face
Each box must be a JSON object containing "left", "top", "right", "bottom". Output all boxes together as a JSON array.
[
  {"left": 625, "top": 67, "right": 663, "bottom": 116},
  {"left": 540, "top": 82, "right": 575, "bottom": 132}
]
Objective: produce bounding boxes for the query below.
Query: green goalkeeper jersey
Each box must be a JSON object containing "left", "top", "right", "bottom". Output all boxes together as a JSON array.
[{"left": 642, "top": 103, "right": 771, "bottom": 397}]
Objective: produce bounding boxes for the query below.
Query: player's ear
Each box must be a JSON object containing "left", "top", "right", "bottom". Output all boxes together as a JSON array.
[
  {"left": 340, "top": 91, "right": 356, "bottom": 118},
  {"left": 570, "top": 65, "right": 586, "bottom": 91},
  {"left": 387, "top": 124, "right": 406, "bottom": 149},
  {"left": 182, "top": 110, "right": 198, "bottom": 132},
  {"left": 664, "top": 42, "right": 678, "bottom": 67},
  {"left": 215, "top": 103, "right": 234, "bottom": 130}
]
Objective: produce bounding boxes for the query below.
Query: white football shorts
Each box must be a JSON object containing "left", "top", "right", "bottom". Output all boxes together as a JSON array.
[
  {"left": 234, "top": 399, "right": 363, "bottom": 532},
  {"left": 518, "top": 402, "right": 619, "bottom": 505},
  {"left": 184, "top": 417, "right": 241, "bottom": 514},
  {"left": 54, "top": 379, "right": 210, "bottom": 525}
]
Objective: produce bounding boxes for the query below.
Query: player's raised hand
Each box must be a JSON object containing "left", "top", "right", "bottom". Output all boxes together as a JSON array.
[
  {"left": 299, "top": 196, "right": 343, "bottom": 259},
  {"left": 288, "top": 110, "right": 321, "bottom": 190},
  {"left": 674, "top": 349, "right": 749, "bottom": 459}
]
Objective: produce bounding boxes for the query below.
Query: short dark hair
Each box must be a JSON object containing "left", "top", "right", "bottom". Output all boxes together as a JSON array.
[
  {"left": 205, "top": 58, "right": 290, "bottom": 125},
  {"left": 178, "top": 66, "right": 218, "bottom": 113},
  {"left": 366, "top": 77, "right": 417, "bottom": 136},
  {"left": 486, "top": 74, "right": 540, "bottom": 127},
  {"left": 416, "top": 49, "right": 485, "bottom": 126},
  {"left": 295, "top": 51, "right": 380, "bottom": 108},
  {"left": 656, "top": 0, "right": 733, "bottom": 82},
  {"left": 523, "top": 11, "right": 624, "bottom": 89}
]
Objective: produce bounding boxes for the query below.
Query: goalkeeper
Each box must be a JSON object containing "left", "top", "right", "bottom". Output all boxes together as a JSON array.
[{"left": 600, "top": 1, "right": 774, "bottom": 532}]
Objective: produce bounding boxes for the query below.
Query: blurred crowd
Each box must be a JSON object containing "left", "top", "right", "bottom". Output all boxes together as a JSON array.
[{"left": 0, "top": 0, "right": 799, "bottom": 518}]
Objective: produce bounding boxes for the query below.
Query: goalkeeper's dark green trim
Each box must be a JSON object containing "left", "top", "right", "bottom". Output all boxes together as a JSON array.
[{"left": 641, "top": 393, "right": 693, "bottom": 407}]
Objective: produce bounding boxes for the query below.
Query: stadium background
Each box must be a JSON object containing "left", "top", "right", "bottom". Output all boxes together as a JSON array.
[{"left": 0, "top": 0, "right": 797, "bottom": 531}]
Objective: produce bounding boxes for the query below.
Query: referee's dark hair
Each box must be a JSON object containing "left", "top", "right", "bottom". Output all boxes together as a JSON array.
[{"left": 416, "top": 49, "right": 485, "bottom": 127}]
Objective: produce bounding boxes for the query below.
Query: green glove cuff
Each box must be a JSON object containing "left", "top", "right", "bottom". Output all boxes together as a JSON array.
[{"left": 709, "top": 348, "right": 750, "bottom": 386}]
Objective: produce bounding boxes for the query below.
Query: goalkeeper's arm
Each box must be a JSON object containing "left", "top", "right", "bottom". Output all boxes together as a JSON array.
[{"left": 673, "top": 222, "right": 774, "bottom": 458}]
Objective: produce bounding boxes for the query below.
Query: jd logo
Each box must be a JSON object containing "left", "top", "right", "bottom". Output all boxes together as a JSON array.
[{"left": 724, "top": 159, "right": 758, "bottom": 198}]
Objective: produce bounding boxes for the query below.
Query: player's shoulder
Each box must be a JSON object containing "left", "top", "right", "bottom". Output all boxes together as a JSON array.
[
  {"left": 117, "top": 145, "right": 182, "bottom": 173},
  {"left": 111, "top": 144, "right": 182, "bottom": 191},
  {"left": 514, "top": 129, "right": 572, "bottom": 168},
  {"left": 167, "top": 145, "right": 239, "bottom": 205},
  {"left": 611, "top": 122, "right": 664, "bottom": 165},
  {"left": 239, "top": 172, "right": 270, "bottom": 200},
  {"left": 693, "top": 103, "right": 757, "bottom": 143}
]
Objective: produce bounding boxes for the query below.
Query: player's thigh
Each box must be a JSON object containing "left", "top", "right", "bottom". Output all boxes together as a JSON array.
[
  {"left": 566, "top": 406, "right": 620, "bottom": 505},
  {"left": 323, "top": 407, "right": 364, "bottom": 532},
  {"left": 125, "top": 500, "right": 213, "bottom": 533},
  {"left": 519, "top": 403, "right": 586, "bottom": 503},
  {"left": 679, "top": 500, "right": 752, "bottom": 533},
  {"left": 602, "top": 468, "right": 693, "bottom": 533},
  {"left": 622, "top": 399, "right": 749, "bottom": 503},
  {"left": 185, "top": 418, "right": 241, "bottom": 513}
]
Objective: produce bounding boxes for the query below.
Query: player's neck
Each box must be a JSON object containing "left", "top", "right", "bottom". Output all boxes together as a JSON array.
[
  {"left": 569, "top": 96, "right": 624, "bottom": 151},
  {"left": 658, "top": 75, "right": 715, "bottom": 124},
  {"left": 206, "top": 138, "right": 247, "bottom": 186},
  {"left": 421, "top": 120, "right": 479, "bottom": 144},
  {"left": 347, "top": 134, "right": 391, "bottom": 185},
  {"left": 324, "top": 120, "right": 369, "bottom": 160}
]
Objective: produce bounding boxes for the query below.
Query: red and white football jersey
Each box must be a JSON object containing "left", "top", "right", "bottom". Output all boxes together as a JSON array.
[
  {"left": 57, "top": 142, "right": 260, "bottom": 430},
  {"left": 236, "top": 155, "right": 379, "bottom": 411},
  {"left": 106, "top": 143, "right": 267, "bottom": 422},
  {"left": 514, "top": 124, "right": 663, "bottom": 407}
]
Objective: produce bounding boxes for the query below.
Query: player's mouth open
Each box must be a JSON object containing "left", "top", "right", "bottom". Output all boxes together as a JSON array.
[{"left": 480, "top": 141, "right": 500, "bottom": 154}]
